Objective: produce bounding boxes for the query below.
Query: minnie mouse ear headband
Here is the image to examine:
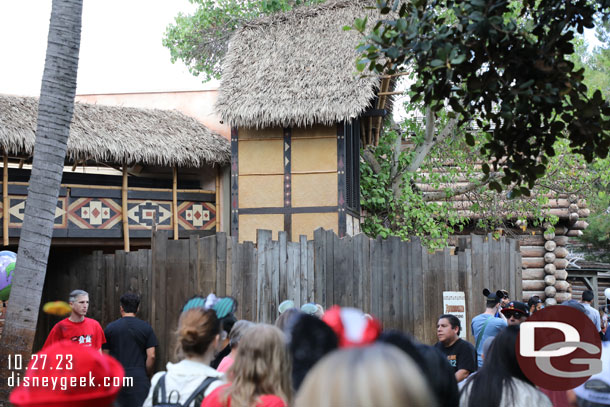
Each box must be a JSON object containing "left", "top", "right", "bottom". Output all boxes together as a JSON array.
[
  {"left": 483, "top": 288, "right": 506, "bottom": 304},
  {"left": 322, "top": 306, "right": 381, "bottom": 348}
]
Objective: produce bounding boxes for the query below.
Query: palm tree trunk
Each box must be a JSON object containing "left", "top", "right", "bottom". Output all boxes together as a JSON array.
[{"left": 0, "top": 0, "right": 82, "bottom": 402}]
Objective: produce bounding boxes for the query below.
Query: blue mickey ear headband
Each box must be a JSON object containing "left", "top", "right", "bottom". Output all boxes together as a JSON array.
[
  {"left": 182, "top": 294, "right": 237, "bottom": 320},
  {"left": 182, "top": 295, "right": 207, "bottom": 313},
  {"left": 213, "top": 297, "right": 237, "bottom": 319}
]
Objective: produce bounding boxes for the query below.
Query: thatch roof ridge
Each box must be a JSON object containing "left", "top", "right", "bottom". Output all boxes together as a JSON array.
[
  {"left": 0, "top": 94, "right": 230, "bottom": 167},
  {"left": 216, "top": 0, "right": 380, "bottom": 128},
  {"left": 242, "top": 0, "right": 369, "bottom": 28}
]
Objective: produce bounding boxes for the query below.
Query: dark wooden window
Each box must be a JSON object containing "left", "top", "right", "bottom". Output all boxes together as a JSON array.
[{"left": 344, "top": 119, "right": 361, "bottom": 215}]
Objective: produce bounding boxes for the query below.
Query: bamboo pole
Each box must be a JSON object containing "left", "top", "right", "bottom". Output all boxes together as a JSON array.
[
  {"left": 215, "top": 167, "right": 221, "bottom": 232},
  {"left": 173, "top": 167, "right": 178, "bottom": 240},
  {"left": 3, "top": 154, "right": 8, "bottom": 246},
  {"left": 122, "top": 166, "right": 130, "bottom": 252}
]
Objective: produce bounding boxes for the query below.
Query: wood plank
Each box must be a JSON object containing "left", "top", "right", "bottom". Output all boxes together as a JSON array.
[
  {"left": 231, "top": 236, "right": 243, "bottom": 319},
  {"left": 151, "top": 230, "right": 168, "bottom": 371},
  {"left": 458, "top": 248, "right": 473, "bottom": 344},
  {"left": 226, "top": 237, "right": 232, "bottom": 296},
  {"left": 470, "top": 234, "right": 485, "bottom": 320},
  {"left": 139, "top": 249, "right": 152, "bottom": 324},
  {"left": 257, "top": 229, "right": 272, "bottom": 322},
  {"left": 166, "top": 239, "right": 189, "bottom": 362},
  {"left": 334, "top": 234, "right": 349, "bottom": 307},
  {"left": 408, "top": 239, "right": 422, "bottom": 340},
  {"left": 325, "top": 229, "right": 335, "bottom": 308},
  {"left": 400, "top": 240, "right": 409, "bottom": 334},
  {"left": 369, "top": 236, "right": 382, "bottom": 320},
  {"left": 287, "top": 242, "right": 300, "bottom": 307},
  {"left": 300, "top": 235, "right": 309, "bottom": 306},
  {"left": 313, "top": 228, "right": 327, "bottom": 306},
  {"left": 92, "top": 251, "right": 105, "bottom": 326},
  {"left": 242, "top": 241, "right": 257, "bottom": 322},
  {"left": 216, "top": 232, "right": 227, "bottom": 297},
  {"left": 420, "top": 243, "right": 431, "bottom": 344},
  {"left": 381, "top": 238, "right": 393, "bottom": 329},
  {"left": 270, "top": 238, "right": 280, "bottom": 319},
  {"left": 104, "top": 253, "right": 116, "bottom": 332},
  {"left": 509, "top": 239, "right": 518, "bottom": 301},
  {"left": 520, "top": 246, "right": 547, "bottom": 257},
  {"left": 307, "top": 240, "right": 314, "bottom": 303},
  {"left": 516, "top": 253, "right": 523, "bottom": 301},
  {"left": 189, "top": 236, "right": 199, "bottom": 302},
  {"left": 390, "top": 236, "right": 401, "bottom": 331},
  {"left": 353, "top": 234, "right": 366, "bottom": 313},
  {"left": 199, "top": 235, "right": 217, "bottom": 296},
  {"left": 114, "top": 250, "right": 125, "bottom": 317},
  {"left": 278, "top": 231, "right": 288, "bottom": 304}
]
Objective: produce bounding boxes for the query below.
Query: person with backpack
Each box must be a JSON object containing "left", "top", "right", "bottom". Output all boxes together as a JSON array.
[
  {"left": 202, "top": 324, "right": 292, "bottom": 407},
  {"left": 143, "top": 307, "right": 225, "bottom": 407}
]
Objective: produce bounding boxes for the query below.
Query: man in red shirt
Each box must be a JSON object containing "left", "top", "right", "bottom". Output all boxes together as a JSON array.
[{"left": 43, "top": 289, "right": 106, "bottom": 351}]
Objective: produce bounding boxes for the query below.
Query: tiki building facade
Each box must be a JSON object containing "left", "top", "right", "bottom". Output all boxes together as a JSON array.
[
  {"left": 216, "top": 0, "right": 390, "bottom": 242},
  {"left": 0, "top": 94, "right": 230, "bottom": 250}
]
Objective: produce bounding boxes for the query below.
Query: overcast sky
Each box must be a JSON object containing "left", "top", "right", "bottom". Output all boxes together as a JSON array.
[{"left": 0, "top": 0, "right": 218, "bottom": 96}]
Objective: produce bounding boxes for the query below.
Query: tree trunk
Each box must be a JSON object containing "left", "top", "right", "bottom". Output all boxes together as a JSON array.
[{"left": 0, "top": 0, "right": 82, "bottom": 403}]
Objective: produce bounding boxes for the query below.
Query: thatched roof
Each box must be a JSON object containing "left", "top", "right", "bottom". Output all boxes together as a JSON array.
[
  {"left": 0, "top": 94, "right": 230, "bottom": 167},
  {"left": 216, "top": 0, "right": 380, "bottom": 128}
]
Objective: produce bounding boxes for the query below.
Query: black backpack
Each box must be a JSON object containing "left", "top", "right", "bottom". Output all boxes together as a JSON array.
[{"left": 152, "top": 374, "right": 219, "bottom": 407}]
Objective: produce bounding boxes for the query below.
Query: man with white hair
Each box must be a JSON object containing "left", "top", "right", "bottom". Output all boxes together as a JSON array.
[{"left": 43, "top": 289, "right": 106, "bottom": 351}]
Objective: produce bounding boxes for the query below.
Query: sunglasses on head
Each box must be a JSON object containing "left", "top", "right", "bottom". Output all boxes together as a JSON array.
[{"left": 505, "top": 311, "right": 525, "bottom": 319}]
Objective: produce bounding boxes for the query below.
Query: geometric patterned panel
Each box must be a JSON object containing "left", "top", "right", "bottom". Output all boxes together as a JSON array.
[
  {"left": 127, "top": 200, "right": 173, "bottom": 230},
  {"left": 177, "top": 201, "right": 216, "bottom": 231},
  {"left": 68, "top": 198, "right": 121, "bottom": 230},
  {"left": 4, "top": 196, "right": 67, "bottom": 229},
  {"left": 0, "top": 191, "right": 216, "bottom": 237}
]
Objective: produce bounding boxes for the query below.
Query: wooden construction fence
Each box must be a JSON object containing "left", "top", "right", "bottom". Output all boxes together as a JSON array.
[{"left": 35, "top": 228, "right": 522, "bottom": 369}]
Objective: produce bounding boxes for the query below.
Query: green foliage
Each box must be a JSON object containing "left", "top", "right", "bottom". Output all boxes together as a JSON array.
[
  {"left": 354, "top": 0, "right": 610, "bottom": 192},
  {"left": 580, "top": 191, "right": 610, "bottom": 262},
  {"left": 360, "top": 128, "right": 467, "bottom": 248},
  {"left": 361, "top": 100, "right": 610, "bottom": 248},
  {"left": 163, "top": 0, "right": 326, "bottom": 81}
]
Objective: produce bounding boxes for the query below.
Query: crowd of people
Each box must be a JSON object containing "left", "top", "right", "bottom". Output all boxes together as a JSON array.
[{"left": 8, "top": 287, "right": 610, "bottom": 406}]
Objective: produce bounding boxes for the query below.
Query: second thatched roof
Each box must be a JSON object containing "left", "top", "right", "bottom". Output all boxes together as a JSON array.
[
  {"left": 0, "top": 94, "right": 230, "bottom": 167},
  {"left": 216, "top": 0, "right": 380, "bottom": 128}
]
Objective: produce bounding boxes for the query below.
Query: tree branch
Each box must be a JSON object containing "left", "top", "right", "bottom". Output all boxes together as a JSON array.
[
  {"left": 406, "top": 110, "right": 456, "bottom": 173},
  {"left": 362, "top": 146, "right": 382, "bottom": 174},
  {"left": 422, "top": 172, "right": 502, "bottom": 201}
]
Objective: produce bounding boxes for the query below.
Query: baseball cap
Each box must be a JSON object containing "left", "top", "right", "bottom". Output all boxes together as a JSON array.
[
  {"left": 10, "top": 340, "right": 124, "bottom": 407},
  {"left": 501, "top": 301, "right": 529, "bottom": 317}
]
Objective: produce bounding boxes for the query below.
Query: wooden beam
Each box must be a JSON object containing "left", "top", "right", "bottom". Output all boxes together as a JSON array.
[
  {"left": 173, "top": 167, "right": 178, "bottom": 240},
  {"left": 122, "top": 166, "right": 130, "bottom": 252},
  {"left": 3, "top": 154, "right": 8, "bottom": 246},
  {"left": 377, "top": 91, "right": 404, "bottom": 96},
  {"left": 381, "top": 72, "right": 410, "bottom": 79},
  {"left": 215, "top": 167, "right": 221, "bottom": 232},
  {"left": 361, "top": 109, "right": 388, "bottom": 117}
]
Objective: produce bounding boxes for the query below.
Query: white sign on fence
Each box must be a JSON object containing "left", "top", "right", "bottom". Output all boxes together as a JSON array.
[{"left": 443, "top": 291, "right": 467, "bottom": 339}]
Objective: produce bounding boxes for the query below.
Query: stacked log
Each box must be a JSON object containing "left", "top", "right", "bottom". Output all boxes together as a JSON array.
[
  {"left": 521, "top": 233, "right": 549, "bottom": 302},
  {"left": 520, "top": 225, "right": 572, "bottom": 304}
]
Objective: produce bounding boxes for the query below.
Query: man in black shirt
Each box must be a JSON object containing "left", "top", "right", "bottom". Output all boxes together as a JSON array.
[
  {"left": 103, "top": 292, "right": 158, "bottom": 407},
  {"left": 434, "top": 314, "right": 477, "bottom": 384}
]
